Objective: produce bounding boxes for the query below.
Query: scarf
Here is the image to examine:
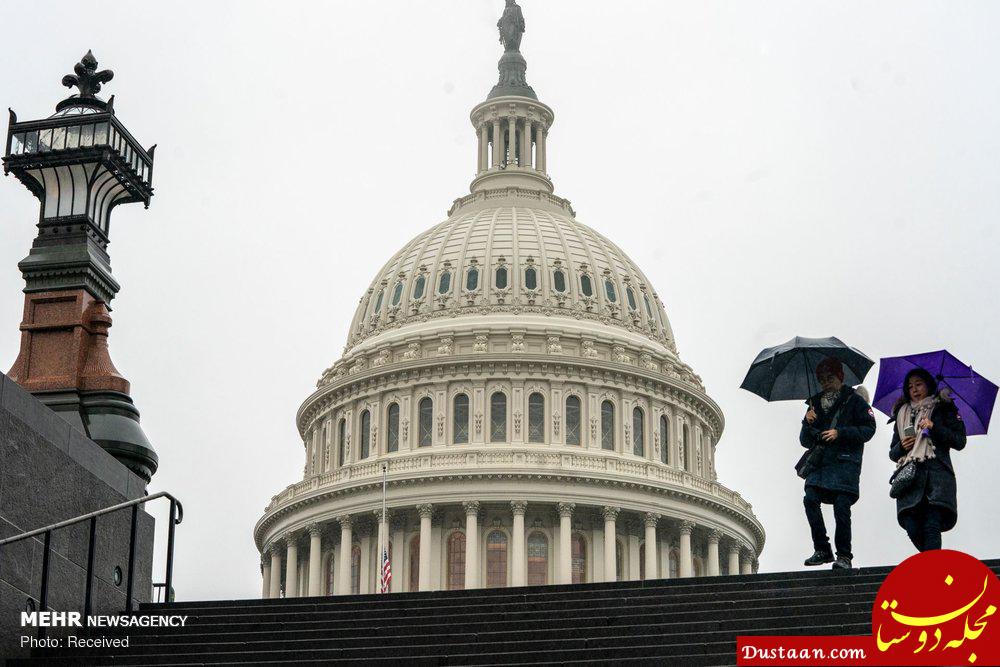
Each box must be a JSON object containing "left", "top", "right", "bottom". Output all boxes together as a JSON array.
[
  {"left": 819, "top": 390, "right": 839, "bottom": 413},
  {"left": 896, "top": 396, "right": 938, "bottom": 467}
]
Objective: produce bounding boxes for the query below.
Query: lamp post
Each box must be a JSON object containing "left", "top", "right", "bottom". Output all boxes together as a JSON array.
[{"left": 3, "top": 51, "right": 159, "bottom": 482}]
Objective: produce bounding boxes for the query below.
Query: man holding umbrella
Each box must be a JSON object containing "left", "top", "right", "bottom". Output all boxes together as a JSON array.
[{"left": 799, "top": 358, "right": 876, "bottom": 570}]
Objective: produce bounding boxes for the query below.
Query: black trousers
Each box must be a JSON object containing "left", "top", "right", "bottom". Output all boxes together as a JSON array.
[
  {"left": 901, "top": 499, "right": 944, "bottom": 552},
  {"left": 803, "top": 486, "right": 853, "bottom": 559}
]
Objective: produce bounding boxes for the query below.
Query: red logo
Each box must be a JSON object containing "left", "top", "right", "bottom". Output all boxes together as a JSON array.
[{"left": 874, "top": 549, "right": 1000, "bottom": 665}]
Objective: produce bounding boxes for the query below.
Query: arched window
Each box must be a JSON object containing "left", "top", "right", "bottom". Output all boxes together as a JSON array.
[
  {"left": 669, "top": 548, "right": 680, "bottom": 579},
  {"left": 681, "top": 423, "right": 691, "bottom": 471},
  {"left": 571, "top": 534, "right": 587, "bottom": 584},
  {"left": 326, "top": 552, "right": 336, "bottom": 595},
  {"left": 338, "top": 418, "right": 346, "bottom": 466},
  {"left": 632, "top": 407, "right": 645, "bottom": 456},
  {"left": 466, "top": 266, "right": 479, "bottom": 291},
  {"left": 495, "top": 265, "right": 508, "bottom": 290},
  {"left": 601, "top": 400, "right": 615, "bottom": 451},
  {"left": 527, "top": 532, "right": 548, "bottom": 585},
  {"left": 643, "top": 293, "right": 654, "bottom": 319},
  {"left": 486, "top": 531, "right": 509, "bottom": 588},
  {"left": 565, "top": 396, "right": 581, "bottom": 446},
  {"left": 527, "top": 393, "right": 545, "bottom": 443},
  {"left": 447, "top": 532, "right": 466, "bottom": 590},
  {"left": 360, "top": 410, "right": 371, "bottom": 459},
  {"left": 615, "top": 539, "right": 624, "bottom": 582},
  {"left": 373, "top": 289, "right": 384, "bottom": 314},
  {"left": 351, "top": 544, "right": 361, "bottom": 595},
  {"left": 387, "top": 403, "right": 400, "bottom": 453},
  {"left": 605, "top": 279, "right": 617, "bottom": 303},
  {"left": 524, "top": 266, "right": 538, "bottom": 290},
  {"left": 413, "top": 274, "right": 426, "bottom": 300},
  {"left": 438, "top": 271, "right": 451, "bottom": 294},
  {"left": 453, "top": 393, "right": 470, "bottom": 444},
  {"left": 418, "top": 397, "right": 433, "bottom": 447},
  {"left": 490, "top": 392, "right": 507, "bottom": 443},
  {"left": 408, "top": 535, "right": 420, "bottom": 592},
  {"left": 580, "top": 274, "right": 594, "bottom": 297},
  {"left": 659, "top": 415, "right": 669, "bottom": 464},
  {"left": 391, "top": 281, "right": 404, "bottom": 306},
  {"left": 626, "top": 287, "right": 638, "bottom": 311},
  {"left": 552, "top": 269, "right": 567, "bottom": 293}
]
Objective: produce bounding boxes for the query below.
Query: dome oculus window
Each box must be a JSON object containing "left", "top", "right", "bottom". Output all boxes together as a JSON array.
[
  {"left": 490, "top": 392, "right": 507, "bottom": 443},
  {"left": 565, "top": 396, "right": 581, "bottom": 445},
  {"left": 413, "top": 274, "right": 426, "bottom": 300},
  {"left": 552, "top": 269, "right": 567, "bottom": 293},
  {"left": 580, "top": 274, "right": 594, "bottom": 297},
  {"left": 419, "top": 397, "right": 433, "bottom": 447},
  {"left": 524, "top": 267, "right": 537, "bottom": 290},
  {"left": 527, "top": 393, "right": 545, "bottom": 443},
  {"left": 466, "top": 266, "right": 479, "bottom": 291},
  {"left": 391, "top": 281, "right": 404, "bottom": 306},
  {"left": 495, "top": 265, "right": 508, "bottom": 290},
  {"left": 453, "top": 394, "right": 470, "bottom": 444},
  {"left": 626, "top": 287, "right": 637, "bottom": 311},
  {"left": 604, "top": 280, "right": 617, "bottom": 303},
  {"left": 438, "top": 271, "right": 451, "bottom": 294}
]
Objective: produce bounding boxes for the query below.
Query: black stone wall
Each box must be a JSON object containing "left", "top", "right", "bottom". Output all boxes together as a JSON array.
[{"left": 0, "top": 372, "right": 155, "bottom": 658}]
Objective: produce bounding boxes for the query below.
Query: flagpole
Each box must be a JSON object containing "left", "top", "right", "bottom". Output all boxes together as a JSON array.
[{"left": 381, "top": 462, "right": 388, "bottom": 594}]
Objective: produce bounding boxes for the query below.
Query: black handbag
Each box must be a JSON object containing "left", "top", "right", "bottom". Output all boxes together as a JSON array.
[
  {"left": 795, "top": 442, "right": 826, "bottom": 479},
  {"left": 889, "top": 460, "right": 919, "bottom": 499}
]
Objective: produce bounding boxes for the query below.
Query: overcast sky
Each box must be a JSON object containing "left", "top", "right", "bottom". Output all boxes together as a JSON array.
[{"left": 1, "top": 1, "right": 998, "bottom": 601}]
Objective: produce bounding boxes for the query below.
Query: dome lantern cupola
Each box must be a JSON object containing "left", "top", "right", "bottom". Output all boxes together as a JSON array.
[{"left": 470, "top": 0, "right": 554, "bottom": 195}]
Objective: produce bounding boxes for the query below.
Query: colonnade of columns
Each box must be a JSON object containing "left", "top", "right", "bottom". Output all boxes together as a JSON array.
[
  {"left": 477, "top": 116, "right": 547, "bottom": 174},
  {"left": 260, "top": 502, "right": 758, "bottom": 599}
]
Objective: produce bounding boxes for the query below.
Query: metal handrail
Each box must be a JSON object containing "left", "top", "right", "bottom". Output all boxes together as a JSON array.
[{"left": 0, "top": 491, "right": 182, "bottom": 639}]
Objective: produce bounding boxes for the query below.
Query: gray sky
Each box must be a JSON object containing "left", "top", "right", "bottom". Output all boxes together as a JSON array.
[{"left": 1, "top": 1, "right": 998, "bottom": 601}]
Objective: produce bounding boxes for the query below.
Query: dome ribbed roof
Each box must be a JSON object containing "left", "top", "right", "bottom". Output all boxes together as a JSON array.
[{"left": 345, "top": 198, "right": 676, "bottom": 355}]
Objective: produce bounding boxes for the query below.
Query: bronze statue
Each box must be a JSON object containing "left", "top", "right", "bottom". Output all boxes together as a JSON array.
[{"left": 498, "top": 0, "right": 525, "bottom": 53}]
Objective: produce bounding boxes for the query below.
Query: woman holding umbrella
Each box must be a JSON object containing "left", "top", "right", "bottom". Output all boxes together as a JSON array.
[{"left": 888, "top": 368, "right": 967, "bottom": 551}]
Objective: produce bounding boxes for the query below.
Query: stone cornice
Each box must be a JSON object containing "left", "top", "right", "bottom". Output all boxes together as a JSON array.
[{"left": 253, "top": 447, "right": 764, "bottom": 553}]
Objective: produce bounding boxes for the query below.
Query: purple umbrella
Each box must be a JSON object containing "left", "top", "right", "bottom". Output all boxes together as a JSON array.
[{"left": 873, "top": 350, "right": 998, "bottom": 436}]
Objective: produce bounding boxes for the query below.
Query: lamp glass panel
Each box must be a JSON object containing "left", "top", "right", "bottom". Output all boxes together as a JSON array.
[
  {"left": 94, "top": 122, "right": 109, "bottom": 145},
  {"left": 24, "top": 131, "right": 37, "bottom": 153},
  {"left": 80, "top": 124, "right": 94, "bottom": 147},
  {"left": 50, "top": 126, "right": 65, "bottom": 150},
  {"left": 10, "top": 133, "right": 24, "bottom": 155},
  {"left": 39, "top": 129, "right": 52, "bottom": 151},
  {"left": 66, "top": 125, "right": 80, "bottom": 149}
]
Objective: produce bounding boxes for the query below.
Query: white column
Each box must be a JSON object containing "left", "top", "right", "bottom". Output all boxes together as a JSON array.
[
  {"left": 537, "top": 125, "right": 547, "bottom": 173},
  {"left": 511, "top": 501, "right": 527, "bottom": 587},
  {"left": 679, "top": 520, "right": 694, "bottom": 578},
  {"left": 478, "top": 123, "right": 488, "bottom": 172},
  {"left": 557, "top": 502, "right": 575, "bottom": 584},
  {"left": 728, "top": 543, "right": 741, "bottom": 576},
  {"left": 391, "top": 521, "right": 405, "bottom": 593},
  {"left": 417, "top": 504, "right": 433, "bottom": 591},
  {"left": 308, "top": 525, "right": 323, "bottom": 596},
  {"left": 644, "top": 513, "right": 660, "bottom": 580},
  {"left": 261, "top": 557, "right": 271, "bottom": 599},
  {"left": 602, "top": 506, "right": 619, "bottom": 582},
  {"left": 522, "top": 120, "right": 532, "bottom": 169},
  {"left": 464, "top": 500, "right": 481, "bottom": 589},
  {"left": 338, "top": 516, "right": 353, "bottom": 594},
  {"left": 707, "top": 529, "right": 721, "bottom": 577},
  {"left": 507, "top": 116, "right": 517, "bottom": 166},
  {"left": 268, "top": 547, "right": 282, "bottom": 599},
  {"left": 284, "top": 535, "right": 299, "bottom": 598},
  {"left": 492, "top": 119, "right": 502, "bottom": 168},
  {"left": 740, "top": 546, "right": 754, "bottom": 575}
]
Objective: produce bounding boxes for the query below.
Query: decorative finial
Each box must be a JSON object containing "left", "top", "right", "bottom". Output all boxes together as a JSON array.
[
  {"left": 61, "top": 50, "right": 114, "bottom": 98},
  {"left": 488, "top": 1, "right": 536, "bottom": 100},
  {"left": 498, "top": 0, "right": 525, "bottom": 53}
]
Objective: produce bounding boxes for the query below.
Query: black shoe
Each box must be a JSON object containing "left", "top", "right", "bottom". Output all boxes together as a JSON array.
[
  {"left": 804, "top": 550, "right": 834, "bottom": 566},
  {"left": 832, "top": 556, "right": 853, "bottom": 570}
]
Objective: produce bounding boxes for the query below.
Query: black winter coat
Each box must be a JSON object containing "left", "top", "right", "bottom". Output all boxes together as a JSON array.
[
  {"left": 889, "top": 396, "right": 967, "bottom": 532},
  {"left": 799, "top": 385, "right": 877, "bottom": 500}
]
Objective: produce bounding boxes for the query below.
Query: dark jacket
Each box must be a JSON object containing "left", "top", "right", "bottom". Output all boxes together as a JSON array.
[
  {"left": 889, "top": 395, "right": 967, "bottom": 531},
  {"left": 799, "top": 385, "right": 877, "bottom": 500}
]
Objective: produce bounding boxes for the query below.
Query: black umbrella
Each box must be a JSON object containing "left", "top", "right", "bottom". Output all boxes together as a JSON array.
[{"left": 740, "top": 336, "right": 875, "bottom": 404}]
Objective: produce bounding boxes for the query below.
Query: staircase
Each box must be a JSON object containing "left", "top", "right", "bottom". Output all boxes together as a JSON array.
[{"left": 20, "top": 560, "right": 1000, "bottom": 665}]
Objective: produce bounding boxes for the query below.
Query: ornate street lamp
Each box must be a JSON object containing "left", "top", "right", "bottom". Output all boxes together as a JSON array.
[{"left": 3, "top": 51, "right": 158, "bottom": 482}]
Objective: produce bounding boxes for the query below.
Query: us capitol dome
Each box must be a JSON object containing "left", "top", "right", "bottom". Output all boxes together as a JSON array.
[{"left": 254, "top": 2, "right": 764, "bottom": 598}]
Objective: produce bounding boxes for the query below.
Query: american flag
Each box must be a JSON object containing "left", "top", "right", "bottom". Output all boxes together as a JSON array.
[{"left": 380, "top": 547, "right": 392, "bottom": 593}]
